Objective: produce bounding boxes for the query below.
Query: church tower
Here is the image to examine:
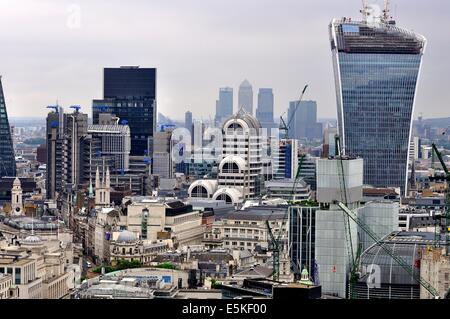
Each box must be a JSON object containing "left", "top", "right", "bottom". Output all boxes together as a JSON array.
[
  {"left": 95, "top": 166, "right": 111, "bottom": 207},
  {"left": 11, "top": 177, "right": 23, "bottom": 216}
]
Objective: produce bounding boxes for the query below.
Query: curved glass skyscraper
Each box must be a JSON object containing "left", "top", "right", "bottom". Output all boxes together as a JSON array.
[
  {"left": 0, "top": 76, "right": 16, "bottom": 178},
  {"left": 330, "top": 14, "right": 426, "bottom": 195}
]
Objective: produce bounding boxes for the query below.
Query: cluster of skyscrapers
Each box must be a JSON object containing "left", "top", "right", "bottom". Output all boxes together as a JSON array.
[
  {"left": 0, "top": 1, "right": 444, "bottom": 301},
  {"left": 214, "top": 80, "right": 277, "bottom": 130},
  {"left": 46, "top": 66, "right": 157, "bottom": 202}
]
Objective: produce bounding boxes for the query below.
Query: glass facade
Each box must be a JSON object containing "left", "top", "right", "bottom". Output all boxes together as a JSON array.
[
  {"left": 93, "top": 67, "right": 156, "bottom": 157},
  {"left": 289, "top": 206, "right": 317, "bottom": 281},
  {"left": 0, "top": 77, "right": 16, "bottom": 178},
  {"left": 256, "top": 88, "right": 275, "bottom": 128},
  {"left": 215, "top": 87, "right": 233, "bottom": 124},
  {"left": 330, "top": 20, "right": 426, "bottom": 194}
]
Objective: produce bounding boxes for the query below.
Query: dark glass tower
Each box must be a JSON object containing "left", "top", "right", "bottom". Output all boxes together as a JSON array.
[
  {"left": 330, "top": 13, "right": 426, "bottom": 195},
  {"left": 93, "top": 66, "right": 156, "bottom": 156},
  {"left": 0, "top": 77, "right": 16, "bottom": 178}
]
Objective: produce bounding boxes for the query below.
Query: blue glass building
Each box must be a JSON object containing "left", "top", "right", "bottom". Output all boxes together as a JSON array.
[
  {"left": 0, "top": 77, "right": 16, "bottom": 178},
  {"left": 93, "top": 66, "right": 156, "bottom": 157},
  {"left": 330, "top": 17, "right": 426, "bottom": 195}
]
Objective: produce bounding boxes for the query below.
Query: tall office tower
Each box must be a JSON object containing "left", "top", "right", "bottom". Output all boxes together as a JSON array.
[
  {"left": 256, "top": 88, "right": 276, "bottom": 130},
  {"left": 330, "top": 4, "right": 426, "bottom": 195},
  {"left": 288, "top": 100, "right": 322, "bottom": 140},
  {"left": 184, "top": 111, "right": 193, "bottom": 135},
  {"left": 92, "top": 66, "right": 157, "bottom": 157},
  {"left": 153, "top": 129, "right": 175, "bottom": 179},
  {"left": 238, "top": 79, "right": 253, "bottom": 114},
  {"left": 0, "top": 77, "right": 16, "bottom": 178},
  {"left": 46, "top": 107, "right": 64, "bottom": 199},
  {"left": 62, "top": 109, "right": 88, "bottom": 192},
  {"left": 214, "top": 87, "right": 233, "bottom": 125}
]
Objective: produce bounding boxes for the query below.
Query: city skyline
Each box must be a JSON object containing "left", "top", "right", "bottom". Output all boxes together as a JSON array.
[{"left": 0, "top": 0, "right": 448, "bottom": 121}]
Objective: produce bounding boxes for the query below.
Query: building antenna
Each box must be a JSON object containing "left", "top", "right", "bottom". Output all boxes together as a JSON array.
[{"left": 360, "top": 0, "right": 369, "bottom": 21}]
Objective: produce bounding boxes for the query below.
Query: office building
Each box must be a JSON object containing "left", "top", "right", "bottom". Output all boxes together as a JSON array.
[
  {"left": 46, "top": 107, "right": 64, "bottom": 200},
  {"left": 211, "top": 207, "right": 288, "bottom": 252},
  {"left": 299, "top": 155, "right": 318, "bottom": 191},
  {"left": 238, "top": 80, "right": 253, "bottom": 114},
  {"left": 256, "top": 88, "right": 276, "bottom": 130},
  {"left": 153, "top": 129, "right": 175, "bottom": 179},
  {"left": 322, "top": 127, "right": 338, "bottom": 158},
  {"left": 289, "top": 205, "right": 318, "bottom": 281},
  {"left": 185, "top": 111, "right": 193, "bottom": 135},
  {"left": 61, "top": 109, "right": 88, "bottom": 192},
  {"left": 265, "top": 179, "right": 311, "bottom": 202},
  {"left": 0, "top": 77, "right": 16, "bottom": 178},
  {"left": 272, "top": 139, "right": 299, "bottom": 180},
  {"left": 215, "top": 87, "right": 233, "bottom": 125},
  {"left": 187, "top": 110, "right": 266, "bottom": 205},
  {"left": 217, "top": 110, "right": 264, "bottom": 201},
  {"left": 288, "top": 100, "right": 322, "bottom": 141},
  {"left": 330, "top": 8, "right": 426, "bottom": 194},
  {"left": 85, "top": 124, "right": 131, "bottom": 173},
  {"left": 93, "top": 66, "right": 157, "bottom": 157}
]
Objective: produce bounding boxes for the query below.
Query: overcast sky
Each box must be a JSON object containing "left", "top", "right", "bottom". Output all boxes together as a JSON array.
[{"left": 1, "top": 0, "right": 449, "bottom": 121}]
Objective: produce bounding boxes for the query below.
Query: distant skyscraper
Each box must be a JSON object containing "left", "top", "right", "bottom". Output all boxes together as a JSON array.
[
  {"left": 185, "top": 111, "right": 193, "bottom": 135},
  {"left": 46, "top": 106, "right": 64, "bottom": 199},
  {"left": 0, "top": 76, "right": 16, "bottom": 178},
  {"left": 330, "top": 5, "right": 426, "bottom": 194},
  {"left": 215, "top": 87, "right": 233, "bottom": 124},
  {"left": 288, "top": 100, "right": 322, "bottom": 140},
  {"left": 238, "top": 80, "right": 253, "bottom": 114},
  {"left": 256, "top": 88, "right": 276, "bottom": 129},
  {"left": 93, "top": 66, "right": 157, "bottom": 157},
  {"left": 62, "top": 109, "right": 88, "bottom": 192}
]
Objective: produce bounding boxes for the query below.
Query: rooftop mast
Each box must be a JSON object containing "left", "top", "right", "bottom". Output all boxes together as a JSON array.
[
  {"left": 360, "top": 0, "right": 369, "bottom": 21},
  {"left": 382, "top": 0, "right": 392, "bottom": 23}
]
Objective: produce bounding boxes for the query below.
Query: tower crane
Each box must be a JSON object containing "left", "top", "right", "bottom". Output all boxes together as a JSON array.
[
  {"left": 70, "top": 105, "right": 81, "bottom": 113},
  {"left": 430, "top": 143, "right": 450, "bottom": 253},
  {"left": 47, "top": 105, "right": 59, "bottom": 113},
  {"left": 279, "top": 85, "right": 308, "bottom": 140},
  {"left": 266, "top": 153, "right": 306, "bottom": 281},
  {"left": 334, "top": 133, "right": 440, "bottom": 298},
  {"left": 336, "top": 201, "right": 441, "bottom": 299}
]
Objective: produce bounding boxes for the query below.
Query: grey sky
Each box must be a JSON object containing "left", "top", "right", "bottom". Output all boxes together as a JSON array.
[{"left": 1, "top": 0, "right": 448, "bottom": 121}]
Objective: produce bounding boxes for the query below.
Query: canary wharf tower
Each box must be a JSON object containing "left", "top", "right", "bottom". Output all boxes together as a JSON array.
[
  {"left": 330, "top": 3, "right": 426, "bottom": 195},
  {"left": 0, "top": 76, "right": 16, "bottom": 178}
]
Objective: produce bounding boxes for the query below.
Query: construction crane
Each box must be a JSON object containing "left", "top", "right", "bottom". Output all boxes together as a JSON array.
[
  {"left": 336, "top": 201, "right": 441, "bottom": 299},
  {"left": 70, "top": 105, "right": 81, "bottom": 113},
  {"left": 47, "top": 105, "right": 60, "bottom": 113},
  {"left": 382, "top": 0, "right": 391, "bottom": 22},
  {"left": 266, "top": 153, "right": 306, "bottom": 281},
  {"left": 431, "top": 143, "right": 450, "bottom": 254},
  {"left": 279, "top": 85, "right": 308, "bottom": 140}
]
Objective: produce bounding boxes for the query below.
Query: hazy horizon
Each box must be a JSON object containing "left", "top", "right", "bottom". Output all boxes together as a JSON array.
[{"left": 1, "top": 0, "right": 449, "bottom": 121}]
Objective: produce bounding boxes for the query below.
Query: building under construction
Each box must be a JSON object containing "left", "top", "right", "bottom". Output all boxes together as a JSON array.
[{"left": 354, "top": 232, "right": 445, "bottom": 299}]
